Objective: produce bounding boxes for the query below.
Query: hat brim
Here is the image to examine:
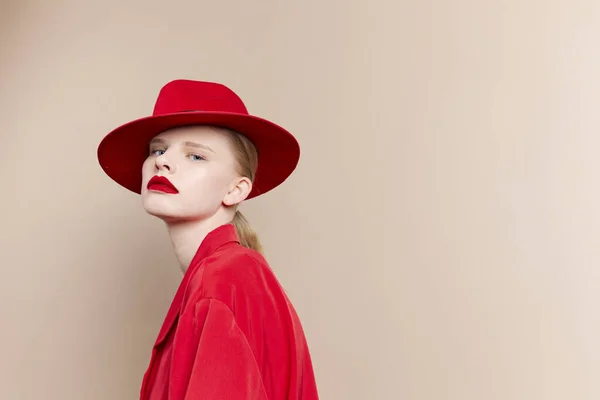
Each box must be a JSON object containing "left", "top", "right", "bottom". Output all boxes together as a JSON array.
[{"left": 97, "top": 111, "right": 300, "bottom": 199}]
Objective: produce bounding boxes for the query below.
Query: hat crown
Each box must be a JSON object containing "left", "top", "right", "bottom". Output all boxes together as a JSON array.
[{"left": 153, "top": 80, "right": 249, "bottom": 116}]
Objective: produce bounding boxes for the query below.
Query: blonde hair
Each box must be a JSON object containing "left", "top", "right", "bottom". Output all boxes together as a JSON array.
[{"left": 221, "top": 127, "right": 264, "bottom": 254}]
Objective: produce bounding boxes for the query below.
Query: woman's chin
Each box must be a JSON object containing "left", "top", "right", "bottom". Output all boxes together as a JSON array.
[
  {"left": 142, "top": 198, "right": 180, "bottom": 221},
  {"left": 144, "top": 208, "right": 179, "bottom": 222},
  {"left": 141, "top": 194, "right": 221, "bottom": 224},
  {"left": 142, "top": 202, "right": 202, "bottom": 225}
]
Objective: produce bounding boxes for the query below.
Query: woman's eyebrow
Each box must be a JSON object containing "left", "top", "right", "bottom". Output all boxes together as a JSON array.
[
  {"left": 183, "top": 141, "right": 215, "bottom": 153},
  {"left": 148, "top": 138, "right": 215, "bottom": 154},
  {"left": 149, "top": 138, "right": 167, "bottom": 146}
]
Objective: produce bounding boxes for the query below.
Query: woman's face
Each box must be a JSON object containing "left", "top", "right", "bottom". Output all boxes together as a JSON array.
[{"left": 140, "top": 125, "right": 250, "bottom": 223}]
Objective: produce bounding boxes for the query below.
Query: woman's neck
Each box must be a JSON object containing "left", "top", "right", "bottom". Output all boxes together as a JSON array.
[{"left": 165, "top": 215, "right": 230, "bottom": 273}]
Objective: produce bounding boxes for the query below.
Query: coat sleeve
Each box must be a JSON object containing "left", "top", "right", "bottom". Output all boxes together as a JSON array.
[{"left": 183, "top": 298, "right": 269, "bottom": 400}]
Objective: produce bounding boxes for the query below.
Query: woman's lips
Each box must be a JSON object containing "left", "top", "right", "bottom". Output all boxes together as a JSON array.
[{"left": 147, "top": 175, "right": 179, "bottom": 194}]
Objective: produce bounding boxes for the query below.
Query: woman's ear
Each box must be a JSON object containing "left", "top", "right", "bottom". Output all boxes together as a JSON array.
[{"left": 223, "top": 177, "right": 252, "bottom": 206}]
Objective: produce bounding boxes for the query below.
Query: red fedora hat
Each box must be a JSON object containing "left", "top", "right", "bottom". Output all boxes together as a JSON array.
[{"left": 97, "top": 79, "right": 300, "bottom": 199}]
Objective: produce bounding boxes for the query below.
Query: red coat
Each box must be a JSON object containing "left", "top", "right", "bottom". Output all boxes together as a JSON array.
[{"left": 140, "top": 223, "right": 319, "bottom": 399}]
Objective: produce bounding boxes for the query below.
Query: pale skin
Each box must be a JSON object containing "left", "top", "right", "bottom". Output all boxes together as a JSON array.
[{"left": 140, "top": 125, "right": 253, "bottom": 272}]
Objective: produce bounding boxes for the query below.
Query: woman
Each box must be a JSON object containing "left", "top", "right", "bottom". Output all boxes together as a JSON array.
[{"left": 97, "top": 79, "right": 319, "bottom": 400}]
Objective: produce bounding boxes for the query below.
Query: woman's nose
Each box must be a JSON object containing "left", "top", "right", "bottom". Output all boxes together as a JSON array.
[{"left": 155, "top": 153, "right": 174, "bottom": 172}]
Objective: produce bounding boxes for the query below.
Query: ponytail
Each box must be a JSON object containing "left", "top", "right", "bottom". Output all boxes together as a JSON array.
[
  {"left": 220, "top": 127, "right": 263, "bottom": 254},
  {"left": 232, "top": 210, "right": 264, "bottom": 254}
]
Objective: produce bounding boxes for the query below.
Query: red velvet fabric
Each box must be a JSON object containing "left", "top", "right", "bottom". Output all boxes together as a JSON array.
[{"left": 140, "top": 224, "right": 319, "bottom": 399}]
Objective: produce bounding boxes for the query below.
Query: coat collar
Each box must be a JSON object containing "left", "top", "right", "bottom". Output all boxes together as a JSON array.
[{"left": 153, "top": 223, "right": 239, "bottom": 346}]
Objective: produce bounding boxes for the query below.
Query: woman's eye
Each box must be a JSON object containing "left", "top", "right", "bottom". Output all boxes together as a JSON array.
[
  {"left": 151, "top": 149, "right": 166, "bottom": 156},
  {"left": 189, "top": 154, "right": 205, "bottom": 161}
]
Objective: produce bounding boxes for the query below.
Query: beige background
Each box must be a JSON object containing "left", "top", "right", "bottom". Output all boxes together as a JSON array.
[{"left": 1, "top": 0, "right": 599, "bottom": 399}]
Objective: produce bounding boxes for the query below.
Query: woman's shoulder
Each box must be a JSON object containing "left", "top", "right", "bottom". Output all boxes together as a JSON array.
[
  {"left": 205, "top": 245, "right": 271, "bottom": 282},
  {"left": 195, "top": 245, "right": 286, "bottom": 308}
]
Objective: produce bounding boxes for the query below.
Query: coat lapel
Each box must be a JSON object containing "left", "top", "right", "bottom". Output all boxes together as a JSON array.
[{"left": 152, "top": 224, "right": 239, "bottom": 346}]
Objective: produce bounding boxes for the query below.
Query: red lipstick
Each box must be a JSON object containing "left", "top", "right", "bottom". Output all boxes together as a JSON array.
[{"left": 147, "top": 175, "right": 179, "bottom": 194}]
